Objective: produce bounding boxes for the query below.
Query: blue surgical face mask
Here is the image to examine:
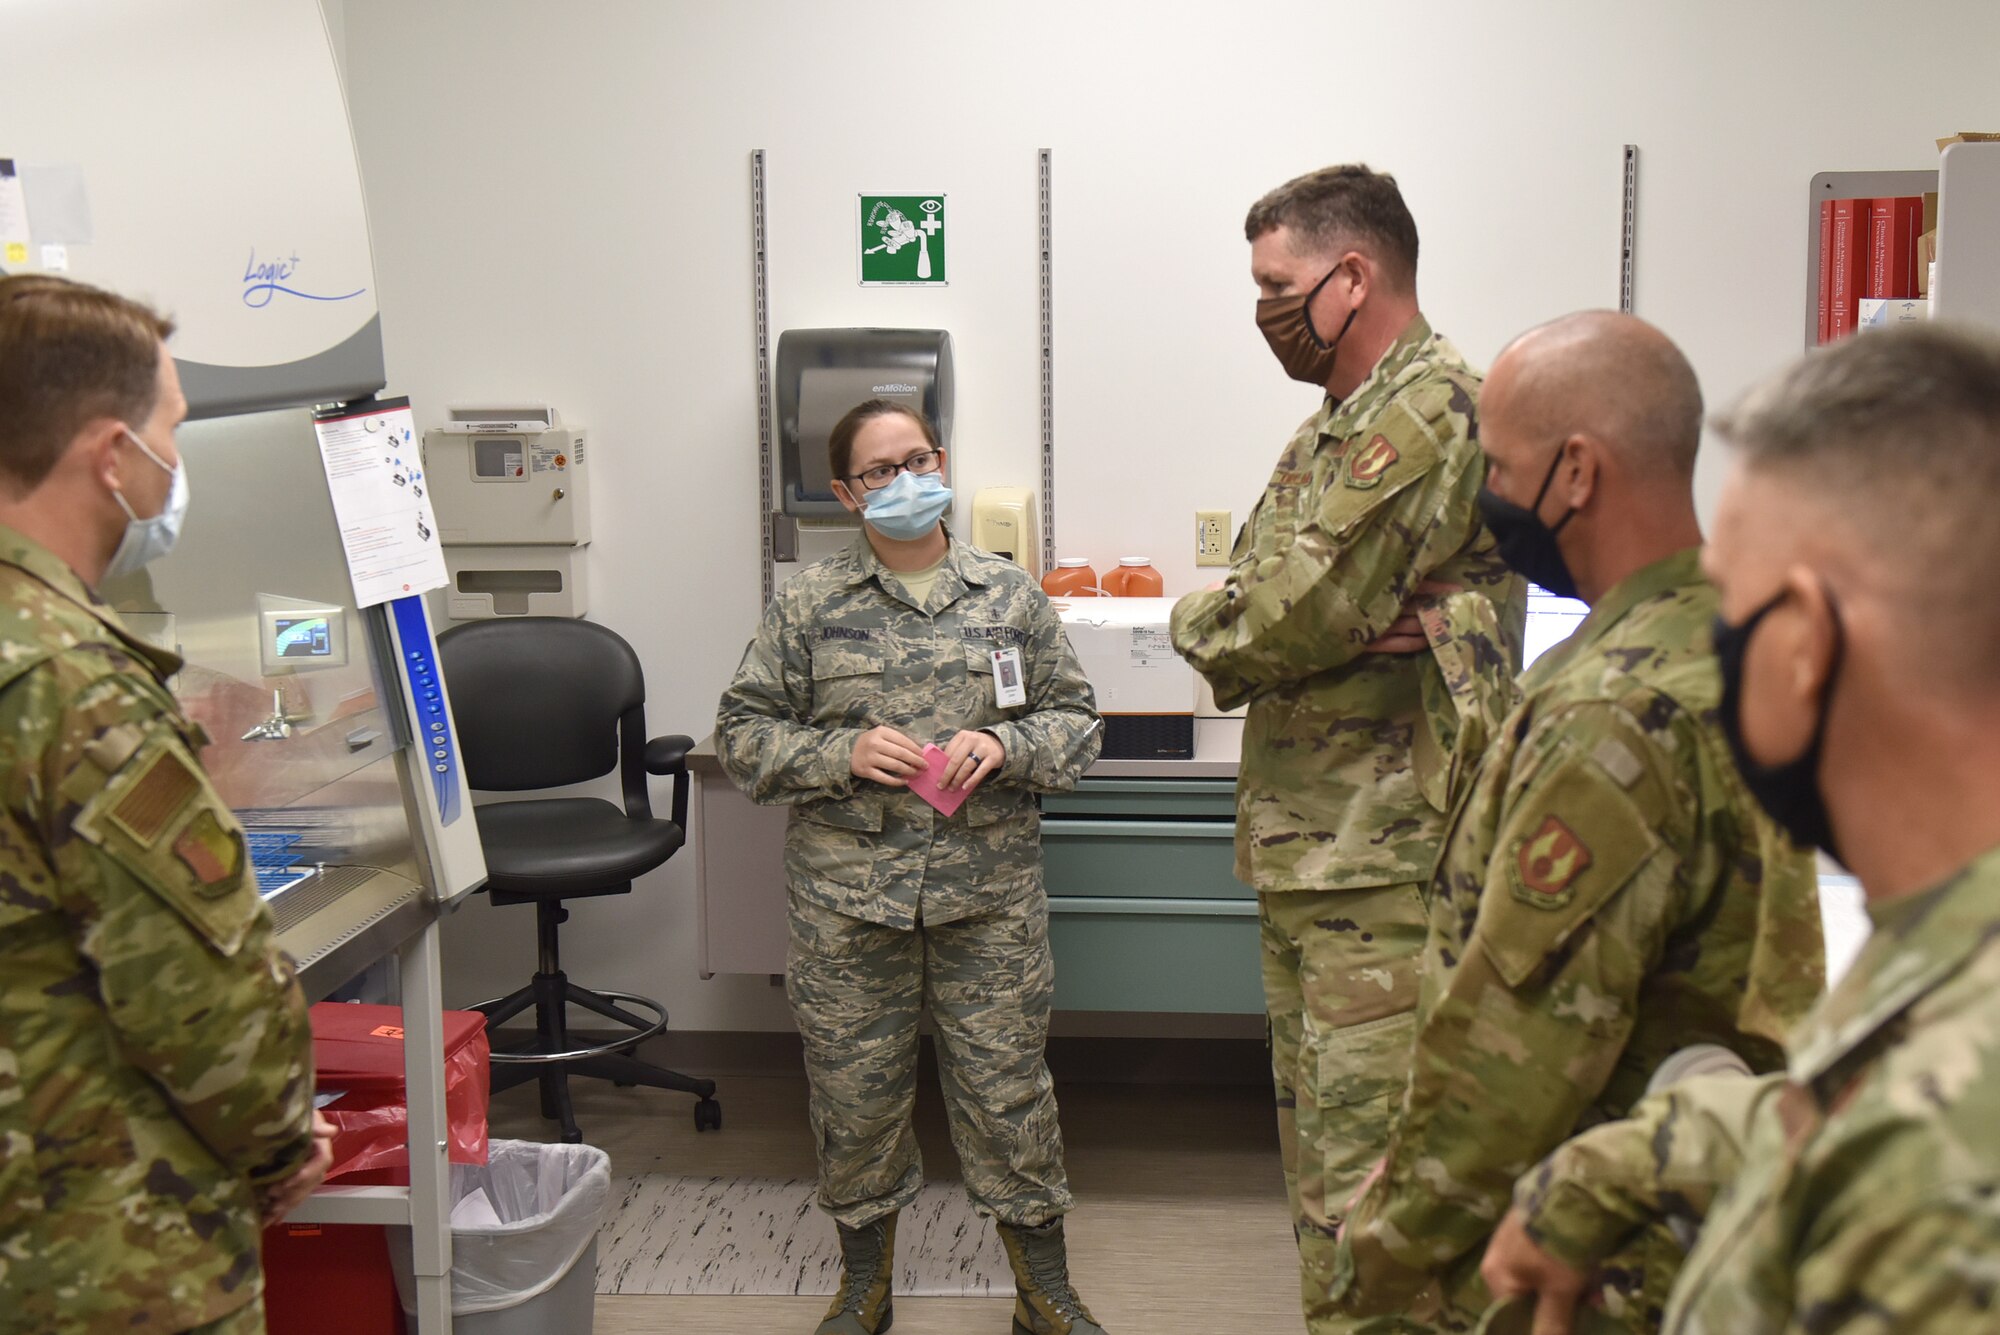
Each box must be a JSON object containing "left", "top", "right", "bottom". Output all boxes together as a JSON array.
[
  {"left": 104, "top": 427, "right": 191, "bottom": 581},
  {"left": 860, "top": 470, "right": 952, "bottom": 541}
]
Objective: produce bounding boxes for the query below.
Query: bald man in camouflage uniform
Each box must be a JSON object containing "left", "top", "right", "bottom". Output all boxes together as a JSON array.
[
  {"left": 1171, "top": 165, "right": 1525, "bottom": 1333},
  {"left": 0, "top": 275, "right": 324, "bottom": 1334},
  {"left": 1333, "top": 313, "right": 1825, "bottom": 1332},
  {"left": 1480, "top": 324, "right": 2000, "bottom": 1334},
  {"left": 719, "top": 399, "right": 1103, "bottom": 1335}
]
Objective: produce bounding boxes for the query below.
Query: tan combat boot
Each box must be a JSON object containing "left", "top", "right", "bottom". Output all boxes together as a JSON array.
[
  {"left": 815, "top": 1213, "right": 896, "bottom": 1335},
  {"left": 998, "top": 1217, "right": 1107, "bottom": 1334}
]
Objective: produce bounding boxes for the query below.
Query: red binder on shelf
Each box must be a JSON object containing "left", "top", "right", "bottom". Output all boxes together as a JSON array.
[
  {"left": 1896, "top": 195, "right": 1924, "bottom": 295},
  {"left": 1828, "top": 198, "right": 1867, "bottom": 340},
  {"left": 1866, "top": 195, "right": 1924, "bottom": 299}
]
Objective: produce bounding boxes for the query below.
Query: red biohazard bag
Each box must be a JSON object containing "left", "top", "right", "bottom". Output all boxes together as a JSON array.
[{"left": 310, "top": 1002, "right": 491, "bottom": 1181}]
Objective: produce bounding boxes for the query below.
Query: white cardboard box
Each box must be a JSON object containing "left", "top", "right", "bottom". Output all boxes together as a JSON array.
[{"left": 1054, "top": 596, "right": 1194, "bottom": 716}]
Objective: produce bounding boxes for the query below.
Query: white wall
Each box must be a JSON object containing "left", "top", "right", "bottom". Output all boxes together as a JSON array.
[
  {"left": 331, "top": 0, "right": 1998, "bottom": 1030},
  {"left": 317, "top": 0, "right": 344, "bottom": 76}
]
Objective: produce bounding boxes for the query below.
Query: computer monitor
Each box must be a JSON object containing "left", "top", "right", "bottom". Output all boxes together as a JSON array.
[{"left": 256, "top": 594, "right": 349, "bottom": 675}]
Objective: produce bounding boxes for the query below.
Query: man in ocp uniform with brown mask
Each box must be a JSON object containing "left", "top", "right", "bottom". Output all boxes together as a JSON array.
[{"left": 1170, "top": 164, "right": 1525, "bottom": 1334}]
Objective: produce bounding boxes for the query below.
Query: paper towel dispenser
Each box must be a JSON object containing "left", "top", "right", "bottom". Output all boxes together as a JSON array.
[{"left": 777, "top": 328, "right": 954, "bottom": 520}]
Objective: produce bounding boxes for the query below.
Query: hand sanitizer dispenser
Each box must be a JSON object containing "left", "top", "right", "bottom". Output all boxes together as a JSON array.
[
  {"left": 971, "top": 487, "right": 1039, "bottom": 577},
  {"left": 423, "top": 405, "right": 590, "bottom": 618}
]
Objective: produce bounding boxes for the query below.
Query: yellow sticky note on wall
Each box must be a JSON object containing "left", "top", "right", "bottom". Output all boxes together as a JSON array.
[{"left": 3, "top": 242, "right": 25, "bottom": 265}]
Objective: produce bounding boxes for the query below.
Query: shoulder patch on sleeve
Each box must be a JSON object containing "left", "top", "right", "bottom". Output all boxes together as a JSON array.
[
  {"left": 107, "top": 746, "right": 201, "bottom": 848},
  {"left": 173, "top": 808, "right": 244, "bottom": 892},
  {"left": 72, "top": 730, "right": 259, "bottom": 955},
  {"left": 1314, "top": 400, "right": 1449, "bottom": 533},
  {"left": 1514, "top": 815, "right": 1595, "bottom": 902},
  {"left": 1345, "top": 434, "right": 1400, "bottom": 489},
  {"left": 1479, "top": 736, "right": 1669, "bottom": 989},
  {"left": 1359, "top": 395, "right": 1447, "bottom": 473}
]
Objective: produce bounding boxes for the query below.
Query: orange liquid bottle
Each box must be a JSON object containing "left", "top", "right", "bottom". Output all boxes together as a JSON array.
[
  {"left": 1040, "top": 558, "right": 1100, "bottom": 597},
  {"left": 1101, "top": 557, "right": 1163, "bottom": 596}
]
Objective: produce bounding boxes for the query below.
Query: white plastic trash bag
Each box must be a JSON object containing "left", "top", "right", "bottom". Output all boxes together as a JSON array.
[{"left": 389, "top": 1138, "right": 610, "bottom": 1315}]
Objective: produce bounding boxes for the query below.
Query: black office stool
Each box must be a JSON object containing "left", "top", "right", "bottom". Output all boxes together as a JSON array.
[{"left": 438, "top": 617, "right": 720, "bottom": 1143}]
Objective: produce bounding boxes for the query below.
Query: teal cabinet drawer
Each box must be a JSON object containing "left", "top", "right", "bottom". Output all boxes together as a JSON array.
[
  {"left": 1049, "top": 896, "right": 1263, "bottom": 1013},
  {"left": 1043, "top": 777, "right": 1236, "bottom": 821},
  {"left": 1041, "top": 818, "right": 1250, "bottom": 901}
]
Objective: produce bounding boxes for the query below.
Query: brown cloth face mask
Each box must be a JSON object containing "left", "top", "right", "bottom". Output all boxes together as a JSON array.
[{"left": 1256, "top": 264, "right": 1357, "bottom": 388}]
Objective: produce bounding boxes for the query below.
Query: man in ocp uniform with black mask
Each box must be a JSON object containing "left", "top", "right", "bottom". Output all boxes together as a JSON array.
[
  {"left": 1480, "top": 321, "right": 2000, "bottom": 1335},
  {"left": 1169, "top": 164, "right": 1525, "bottom": 1334},
  {"left": 1332, "top": 311, "right": 1825, "bottom": 1332}
]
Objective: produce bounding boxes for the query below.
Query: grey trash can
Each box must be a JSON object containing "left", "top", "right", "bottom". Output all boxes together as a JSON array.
[{"left": 389, "top": 1138, "right": 611, "bottom": 1334}]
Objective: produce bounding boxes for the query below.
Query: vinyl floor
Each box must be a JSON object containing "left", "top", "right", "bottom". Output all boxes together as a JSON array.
[{"left": 484, "top": 1063, "right": 1306, "bottom": 1334}]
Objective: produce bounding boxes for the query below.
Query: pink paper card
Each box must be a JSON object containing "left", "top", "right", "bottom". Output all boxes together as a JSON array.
[{"left": 906, "top": 743, "right": 970, "bottom": 817}]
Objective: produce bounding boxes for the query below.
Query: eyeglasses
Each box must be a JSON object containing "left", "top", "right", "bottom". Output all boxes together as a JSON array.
[{"left": 847, "top": 449, "right": 942, "bottom": 491}]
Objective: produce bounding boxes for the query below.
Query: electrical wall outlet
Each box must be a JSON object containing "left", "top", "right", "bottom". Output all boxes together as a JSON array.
[{"left": 1196, "top": 510, "right": 1231, "bottom": 566}]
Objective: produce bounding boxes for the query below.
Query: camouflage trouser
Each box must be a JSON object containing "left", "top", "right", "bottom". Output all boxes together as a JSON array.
[
  {"left": 786, "top": 889, "right": 1073, "bottom": 1229},
  {"left": 179, "top": 1295, "right": 265, "bottom": 1334},
  {"left": 1261, "top": 885, "right": 1429, "bottom": 1335}
]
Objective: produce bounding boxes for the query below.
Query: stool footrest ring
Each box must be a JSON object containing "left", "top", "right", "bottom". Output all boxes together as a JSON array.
[{"left": 475, "top": 987, "right": 669, "bottom": 1065}]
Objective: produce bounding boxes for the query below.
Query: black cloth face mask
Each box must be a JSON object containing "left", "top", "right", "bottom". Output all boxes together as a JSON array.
[
  {"left": 1256, "top": 265, "right": 1359, "bottom": 388},
  {"left": 1713, "top": 587, "right": 1846, "bottom": 860},
  {"left": 1477, "top": 448, "right": 1579, "bottom": 599}
]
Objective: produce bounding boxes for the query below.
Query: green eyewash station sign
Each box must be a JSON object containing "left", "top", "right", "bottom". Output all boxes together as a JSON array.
[{"left": 859, "top": 194, "right": 947, "bottom": 286}]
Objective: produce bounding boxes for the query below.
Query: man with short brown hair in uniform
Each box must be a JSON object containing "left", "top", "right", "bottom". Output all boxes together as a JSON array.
[
  {"left": 1170, "top": 165, "right": 1525, "bottom": 1334},
  {"left": 0, "top": 273, "right": 331, "bottom": 1335}
]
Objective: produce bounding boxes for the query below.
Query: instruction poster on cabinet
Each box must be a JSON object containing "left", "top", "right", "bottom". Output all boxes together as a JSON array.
[{"left": 312, "top": 398, "right": 448, "bottom": 607}]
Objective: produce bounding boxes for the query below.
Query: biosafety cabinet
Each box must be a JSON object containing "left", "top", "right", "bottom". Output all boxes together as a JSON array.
[
  {"left": 3, "top": 4, "right": 485, "bottom": 1329},
  {"left": 1, "top": 0, "right": 486, "bottom": 977}
]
